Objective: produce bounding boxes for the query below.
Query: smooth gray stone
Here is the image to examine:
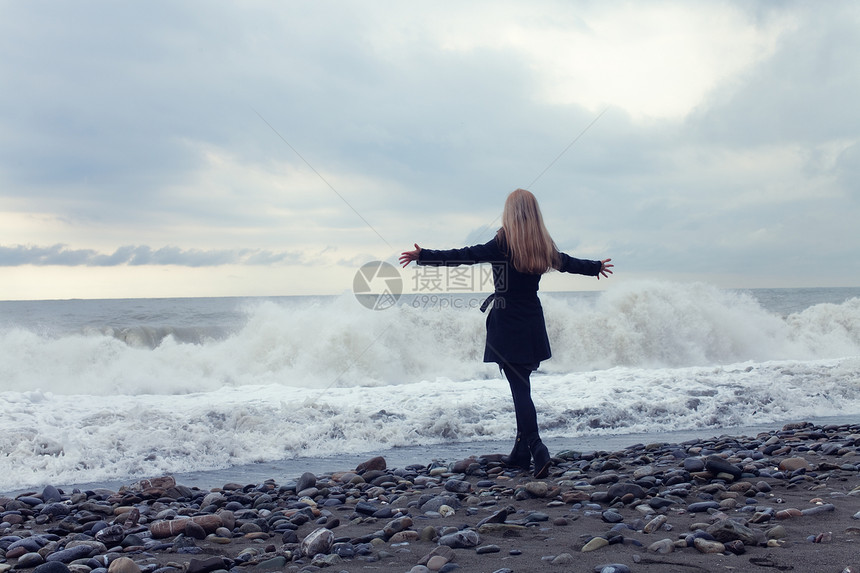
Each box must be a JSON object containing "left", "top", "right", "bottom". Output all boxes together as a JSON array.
[
  {"left": 438, "top": 529, "right": 479, "bottom": 549},
  {"left": 46, "top": 545, "right": 93, "bottom": 563},
  {"left": 34, "top": 563, "right": 70, "bottom": 573},
  {"left": 18, "top": 553, "right": 47, "bottom": 568},
  {"left": 687, "top": 501, "right": 721, "bottom": 513}
]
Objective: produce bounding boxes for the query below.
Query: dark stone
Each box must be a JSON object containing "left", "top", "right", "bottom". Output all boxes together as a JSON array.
[
  {"left": 444, "top": 479, "right": 472, "bottom": 494},
  {"left": 34, "top": 563, "right": 70, "bottom": 573},
  {"left": 250, "top": 556, "right": 287, "bottom": 571},
  {"left": 601, "top": 511, "right": 624, "bottom": 524},
  {"left": 95, "top": 524, "right": 125, "bottom": 545},
  {"left": 296, "top": 472, "right": 317, "bottom": 492},
  {"left": 705, "top": 456, "right": 743, "bottom": 479},
  {"left": 46, "top": 545, "right": 93, "bottom": 563},
  {"left": 420, "top": 495, "right": 459, "bottom": 513},
  {"left": 185, "top": 521, "right": 208, "bottom": 540},
  {"left": 438, "top": 529, "right": 480, "bottom": 548},
  {"left": 683, "top": 458, "right": 705, "bottom": 472},
  {"left": 801, "top": 503, "right": 836, "bottom": 516},
  {"left": 41, "top": 485, "right": 63, "bottom": 503},
  {"left": 40, "top": 502, "right": 69, "bottom": 518},
  {"left": 356, "top": 456, "right": 386, "bottom": 473},
  {"left": 687, "top": 501, "right": 721, "bottom": 513},
  {"left": 332, "top": 542, "right": 355, "bottom": 558},
  {"left": 6, "top": 537, "right": 46, "bottom": 552},
  {"left": 354, "top": 501, "right": 378, "bottom": 515},
  {"left": 372, "top": 507, "right": 394, "bottom": 519},
  {"left": 281, "top": 530, "right": 299, "bottom": 544},
  {"left": 606, "top": 482, "right": 646, "bottom": 500},
  {"left": 18, "top": 554, "right": 47, "bottom": 568},
  {"left": 648, "top": 497, "right": 674, "bottom": 509},
  {"left": 173, "top": 535, "right": 197, "bottom": 551},
  {"left": 186, "top": 557, "right": 230, "bottom": 573},
  {"left": 477, "top": 506, "right": 513, "bottom": 527},
  {"left": 121, "top": 534, "right": 146, "bottom": 548},
  {"left": 707, "top": 519, "right": 764, "bottom": 545}
]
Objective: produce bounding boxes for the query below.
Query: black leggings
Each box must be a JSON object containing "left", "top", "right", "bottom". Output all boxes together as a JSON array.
[{"left": 502, "top": 363, "right": 539, "bottom": 437}]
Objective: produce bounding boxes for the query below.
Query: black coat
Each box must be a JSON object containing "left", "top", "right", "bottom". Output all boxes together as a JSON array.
[{"left": 418, "top": 237, "right": 603, "bottom": 366}]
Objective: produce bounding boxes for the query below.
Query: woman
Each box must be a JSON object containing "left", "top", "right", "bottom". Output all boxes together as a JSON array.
[{"left": 399, "top": 188, "right": 613, "bottom": 478}]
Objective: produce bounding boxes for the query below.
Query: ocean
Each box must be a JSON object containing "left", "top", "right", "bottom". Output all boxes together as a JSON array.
[{"left": 1, "top": 281, "right": 859, "bottom": 495}]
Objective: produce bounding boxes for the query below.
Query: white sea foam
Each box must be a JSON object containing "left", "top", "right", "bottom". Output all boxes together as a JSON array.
[
  {"left": 1, "top": 358, "right": 859, "bottom": 493},
  {"left": 1, "top": 281, "right": 859, "bottom": 492}
]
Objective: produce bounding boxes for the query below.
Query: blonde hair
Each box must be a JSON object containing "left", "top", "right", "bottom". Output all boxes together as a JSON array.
[{"left": 497, "top": 188, "right": 559, "bottom": 274}]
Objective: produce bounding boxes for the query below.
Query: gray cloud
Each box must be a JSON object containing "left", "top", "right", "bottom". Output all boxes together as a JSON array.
[
  {"left": 0, "top": 244, "right": 306, "bottom": 267},
  {"left": 688, "top": 4, "right": 860, "bottom": 147},
  {"left": 1, "top": 1, "right": 859, "bottom": 293}
]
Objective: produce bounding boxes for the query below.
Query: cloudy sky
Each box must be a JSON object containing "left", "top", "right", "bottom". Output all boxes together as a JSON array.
[{"left": 1, "top": 1, "right": 858, "bottom": 300}]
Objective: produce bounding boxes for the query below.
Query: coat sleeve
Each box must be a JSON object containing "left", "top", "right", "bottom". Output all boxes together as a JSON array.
[
  {"left": 417, "top": 239, "right": 501, "bottom": 266},
  {"left": 557, "top": 252, "right": 603, "bottom": 276}
]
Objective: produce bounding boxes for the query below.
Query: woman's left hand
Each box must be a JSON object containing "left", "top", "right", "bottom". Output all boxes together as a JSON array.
[
  {"left": 399, "top": 243, "right": 422, "bottom": 267},
  {"left": 598, "top": 258, "right": 613, "bottom": 279}
]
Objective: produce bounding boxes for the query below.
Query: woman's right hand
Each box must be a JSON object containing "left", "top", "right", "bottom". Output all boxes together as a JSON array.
[
  {"left": 399, "top": 243, "right": 422, "bottom": 267},
  {"left": 598, "top": 258, "right": 613, "bottom": 279}
]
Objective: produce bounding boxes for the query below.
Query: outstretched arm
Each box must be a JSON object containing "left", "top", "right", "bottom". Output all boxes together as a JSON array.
[
  {"left": 401, "top": 239, "right": 501, "bottom": 268},
  {"left": 399, "top": 243, "right": 422, "bottom": 267},
  {"left": 557, "top": 253, "right": 614, "bottom": 278}
]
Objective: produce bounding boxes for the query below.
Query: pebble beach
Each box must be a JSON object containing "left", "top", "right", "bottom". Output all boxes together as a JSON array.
[{"left": 3, "top": 421, "right": 860, "bottom": 573}]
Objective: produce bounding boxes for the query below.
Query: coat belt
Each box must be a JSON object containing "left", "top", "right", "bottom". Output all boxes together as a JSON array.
[{"left": 479, "top": 293, "right": 496, "bottom": 313}]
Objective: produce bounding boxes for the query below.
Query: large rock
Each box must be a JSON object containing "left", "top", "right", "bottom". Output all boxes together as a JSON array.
[
  {"left": 296, "top": 472, "right": 317, "bottom": 492},
  {"left": 18, "top": 554, "right": 46, "bottom": 569},
  {"left": 186, "top": 557, "right": 231, "bottom": 573},
  {"left": 149, "top": 515, "right": 223, "bottom": 539},
  {"left": 444, "top": 479, "right": 472, "bottom": 494},
  {"left": 420, "top": 495, "right": 459, "bottom": 513},
  {"left": 778, "top": 457, "right": 811, "bottom": 472},
  {"left": 704, "top": 455, "right": 742, "bottom": 480},
  {"left": 122, "top": 476, "right": 177, "bottom": 497},
  {"left": 477, "top": 523, "right": 526, "bottom": 535},
  {"left": 524, "top": 481, "right": 549, "bottom": 498},
  {"left": 107, "top": 557, "right": 141, "bottom": 573},
  {"left": 95, "top": 524, "right": 126, "bottom": 545},
  {"left": 418, "top": 546, "right": 455, "bottom": 566},
  {"left": 300, "top": 528, "right": 334, "bottom": 557},
  {"left": 647, "top": 538, "right": 675, "bottom": 554},
  {"left": 438, "top": 529, "right": 480, "bottom": 548},
  {"left": 41, "top": 485, "right": 63, "bottom": 503},
  {"left": 45, "top": 546, "right": 93, "bottom": 564},
  {"left": 356, "top": 456, "right": 386, "bottom": 473},
  {"left": 32, "top": 563, "right": 66, "bottom": 573},
  {"left": 607, "top": 482, "right": 647, "bottom": 500},
  {"left": 383, "top": 516, "right": 413, "bottom": 539},
  {"left": 693, "top": 538, "right": 726, "bottom": 554},
  {"left": 706, "top": 519, "right": 764, "bottom": 546}
]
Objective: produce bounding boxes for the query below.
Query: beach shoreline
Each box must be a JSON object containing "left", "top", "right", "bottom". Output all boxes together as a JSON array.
[
  {"left": 10, "top": 415, "right": 852, "bottom": 499},
  {"left": 3, "top": 420, "right": 860, "bottom": 573}
]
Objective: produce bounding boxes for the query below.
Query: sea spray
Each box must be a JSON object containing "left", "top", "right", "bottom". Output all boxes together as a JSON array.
[
  {"left": 1, "top": 281, "right": 859, "bottom": 491},
  {"left": 2, "top": 357, "right": 860, "bottom": 492},
  {"left": 3, "top": 282, "right": 859, "bottom": 396}
]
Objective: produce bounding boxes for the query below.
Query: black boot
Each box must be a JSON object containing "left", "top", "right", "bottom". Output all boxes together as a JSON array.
[
  {"left": 526, "top": 433, "right": 551, "bottom": 478},
  {"left": 502, "top": 432, "right": 530, "bottom": 470}
]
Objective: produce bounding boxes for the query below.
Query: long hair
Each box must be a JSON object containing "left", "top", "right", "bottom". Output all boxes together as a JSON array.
[{"left": 496, "top": 188, "right": 559, "bottom": 274}]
